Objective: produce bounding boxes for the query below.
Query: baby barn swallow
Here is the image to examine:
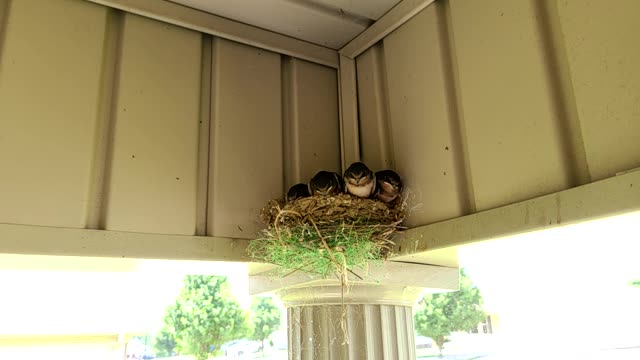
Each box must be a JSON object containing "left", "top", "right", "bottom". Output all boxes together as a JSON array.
[
  {"left": 343, "top": 162, "right": 376, "bottom": 198},
  {"left": 286, "top": 183, "right": 311, "bottom": 202},
  {"left": 374, "top": 170, "right": 403, "bottom": 203},
  {"left": 309, "top": 171, "right": 343, "bottom": 196}
]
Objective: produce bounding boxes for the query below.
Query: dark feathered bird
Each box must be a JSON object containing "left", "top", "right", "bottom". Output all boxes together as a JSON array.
[
  {"left": 286, "top": 183, "right": 311, "bottom": 202},
  {"left": 309, "top": 171, "right": 343, "bottom": 196},
  {"left": 343, "top": 162, "right": 376, "bottom": 198},
  {"left": 374, "top": 170, "right": 403, "bottom": 203}
]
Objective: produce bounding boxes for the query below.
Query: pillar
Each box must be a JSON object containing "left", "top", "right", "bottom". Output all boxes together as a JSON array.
[
  {"left": 249, "top": 262, "right": 459, "bottom": 360},
  {"left": 285, "top": 294, "right": 417, "bottom": 359}
]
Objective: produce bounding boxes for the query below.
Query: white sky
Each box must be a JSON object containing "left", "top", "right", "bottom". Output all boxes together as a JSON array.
[
  {"left": 459, "top": 211, "right": 640, "bottom": 351},
  {"left": 0, "top": 259, "right": 251, "bottom": 336},
  {"left": 0, "top": 211, "right": 638, "bottom": 352}
]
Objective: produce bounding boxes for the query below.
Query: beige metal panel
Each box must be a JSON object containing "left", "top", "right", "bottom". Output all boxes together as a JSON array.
[
  {"left": 556, "top": 0, "right": 640, "bottom": 181},
  {"left": 356, "top": 43, "right": 394, "bottom": 171},
  {"left": 103, "top": 14, "right": 201, "bottom": 235},
  {"left": 448, "top": 0, "right": 574, "bottom": 211},
  {"left": 208, "top": 38, "right": 282, "bottom": 239},
  {"left": 283, "top": 58, "right": 341, "bottom": 188},
  {"left": 0, "top": 0, "right": 107, "bottom": 228},
  {"left": 382, "top": 4, "right": 467, "bottom": 226}
]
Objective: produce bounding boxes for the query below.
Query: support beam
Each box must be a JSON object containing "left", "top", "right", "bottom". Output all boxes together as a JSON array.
[
  {"left": 0, "top": 224, "right": 249, "bottom": 261},
  {"left": 85, "top": 0, "right": 339, "bottom": 68},
  {"left": 338, "top": 55, "right": 360, "bottom": 170},
  {"left": 339, "top": 0, "right": 436, "bottom": 59}
]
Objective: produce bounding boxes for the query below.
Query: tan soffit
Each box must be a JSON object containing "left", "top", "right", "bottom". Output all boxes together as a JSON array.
[{"left": 168, "top": 0, "right": 401, "bottom": 49}]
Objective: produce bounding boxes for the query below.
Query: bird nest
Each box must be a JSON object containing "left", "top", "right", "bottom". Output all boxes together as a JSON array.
[{"left": 248, "top": 193, "right": 407, "bottom": 278}]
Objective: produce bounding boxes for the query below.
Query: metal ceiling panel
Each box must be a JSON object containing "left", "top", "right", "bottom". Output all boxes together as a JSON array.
[
  {"left": 308, "top": 0, "right": 400, "bottom": 20},
  {"left": 168, "top": 0, "right": 399, "bottom": 49}
]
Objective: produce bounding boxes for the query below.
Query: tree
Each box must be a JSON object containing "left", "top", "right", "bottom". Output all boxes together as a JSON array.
[
  {"left": 250, "top": 296, "right": 281, "bottom": 352},
  {"left": 160, "top": 275, "right": 252, "bottom": 360},
  {"left": 154, "top": 326, "right": 177, "bottom": 357},
  {"left": 414, "top": 269, "right": 486, "bottom": 356}
]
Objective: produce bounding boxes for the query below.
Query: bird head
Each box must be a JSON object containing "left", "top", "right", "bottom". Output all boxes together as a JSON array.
[{"left": 344, "top": 162, "right": 374, "bottom": 186}]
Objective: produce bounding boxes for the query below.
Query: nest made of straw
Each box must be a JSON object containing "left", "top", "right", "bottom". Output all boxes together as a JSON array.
[{"left": 248, "top": 193, "right": 407, "bottom": 278}]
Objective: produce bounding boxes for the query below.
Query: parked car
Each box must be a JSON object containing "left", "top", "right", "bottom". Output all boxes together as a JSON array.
[
  {"left": 221, "top": 339, "right": 262, "bottom": 357},
  {"left": 415, "top": 335, "right": 433, "bottom": 349}
]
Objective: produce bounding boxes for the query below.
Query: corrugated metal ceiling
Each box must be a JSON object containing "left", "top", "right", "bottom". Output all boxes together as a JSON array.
[{"left": 168, "top": 0, "right": 401, "bottom": 49}]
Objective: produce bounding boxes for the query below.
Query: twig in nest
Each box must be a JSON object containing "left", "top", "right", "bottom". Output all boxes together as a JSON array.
[
  {"left": 280, "top": 263, "right": 311, "bottom": 278},
  {"left": 347, "top": 268, "right": 363, "bottom": 280},
  {"left": 309, "top": 217, "right": 342, "bottom": 274},
  {"left": 273, "top": 209, "right": 302, "bottom": 247}
]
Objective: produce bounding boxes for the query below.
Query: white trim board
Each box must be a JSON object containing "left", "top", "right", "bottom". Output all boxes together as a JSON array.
[
  {"left": 392, "top": 169, "right": 640, "bottom": 265},
  {"left": 0, "top": 224, "right": 249, "bottom": 262},
  {"left": 86, "top": 0, "right": 340, "bottom": 68}
]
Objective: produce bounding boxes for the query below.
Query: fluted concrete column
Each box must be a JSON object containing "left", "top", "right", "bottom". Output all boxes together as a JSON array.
[
  {"left": 249, "top": 261, "right": 459, "bottom": 360},
  {"left": 287, "top": 303, "right": 416, "bottom": 359}
]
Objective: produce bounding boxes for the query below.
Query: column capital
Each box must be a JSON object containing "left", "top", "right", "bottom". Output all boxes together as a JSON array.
[{"left": 249, "top": 260, "right": 459, "bottom": 306}]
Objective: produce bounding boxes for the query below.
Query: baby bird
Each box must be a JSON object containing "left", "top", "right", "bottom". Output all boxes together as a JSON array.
[
  {"left": 286, "top": 183, "right": 310, "bottom": 202},
  {"left": 374, "top": 170, "right": 403, "bottom": 203},
  {"left": 343, "top": 162, "right": 376, "bottom": 198},
  {"left": 309, "top": 171, "right": 343, "bottom": 196}
]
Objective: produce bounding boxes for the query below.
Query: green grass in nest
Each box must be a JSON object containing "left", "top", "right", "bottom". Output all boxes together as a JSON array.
[{"left": 248, "top": 222, "right": 386, "bottom": 277}]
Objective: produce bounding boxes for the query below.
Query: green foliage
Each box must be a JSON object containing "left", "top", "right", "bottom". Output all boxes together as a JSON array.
[
  {"left": 248, "top": 223, "right": 385, "bottom": 277},
  {"left": 414, "top": 269, "right": 486, "bottom": 356},
  {"left": 630, "top": 279, "right": 640, "bottom": 288},
  {"left": 250, "top": 296, "right": 281, "bottom": 351},
  {"left": 158, "top": 275, "right": 252, "bottom": 360}
]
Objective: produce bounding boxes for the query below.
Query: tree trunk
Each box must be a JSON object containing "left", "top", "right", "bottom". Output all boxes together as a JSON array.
[{"left": 435, "top": 335, "right": 446, "bottom": 357}]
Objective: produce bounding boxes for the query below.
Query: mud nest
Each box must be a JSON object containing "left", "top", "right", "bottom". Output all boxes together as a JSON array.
[{"left": 248, "top": 193, "right": 407, "bottom": 278}]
